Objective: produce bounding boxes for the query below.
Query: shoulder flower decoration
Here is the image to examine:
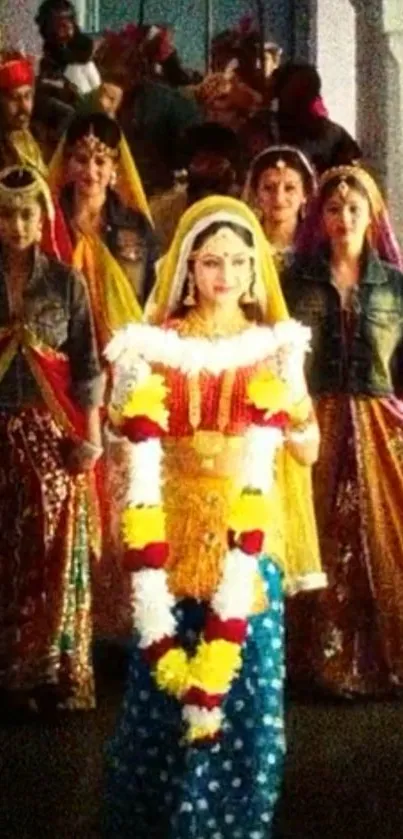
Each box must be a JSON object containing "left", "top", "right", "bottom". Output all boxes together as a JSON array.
[{"left": 247, "top": 368, "right": 293, "bottom": 428}]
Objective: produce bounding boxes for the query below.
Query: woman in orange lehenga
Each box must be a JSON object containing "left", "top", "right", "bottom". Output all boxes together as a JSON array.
[
  {"left": 284, "top": 165, "right": 403, "bottom": 696},
  {"left": 0, "top": 165, "right": 103, "bottom": 712}
]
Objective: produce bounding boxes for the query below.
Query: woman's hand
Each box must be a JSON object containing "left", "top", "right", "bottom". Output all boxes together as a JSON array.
[
  {"left": 63, "top": 439, "right": 103, "bottom": 475},
  {"left": 284, "top": 418, "right": 320, "bottom": 466}
]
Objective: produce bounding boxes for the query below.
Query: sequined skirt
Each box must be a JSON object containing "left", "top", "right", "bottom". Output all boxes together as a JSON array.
[
  {"left": 92, "top": 432, "right": 134, "bottom": 639},
  {"left": 287, "top": 394, "right": 403, "bottom": 695},
  {"left": 0, "top": 408, "right": 95, "bottom": 709}
]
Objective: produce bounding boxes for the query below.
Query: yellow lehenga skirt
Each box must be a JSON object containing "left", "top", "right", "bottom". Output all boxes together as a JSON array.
[{"left": 287, "top": 393, "right": 403, "bottom": 695}]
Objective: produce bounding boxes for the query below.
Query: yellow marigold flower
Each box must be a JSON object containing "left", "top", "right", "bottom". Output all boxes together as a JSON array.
[
  {"left": 122, "top": 374, "right": 169, "bottom": 429},
  {"left": 189, "top": 640, "right": 242, "bottom": 694},
  {"left": 122, "top": 506, "right": 166, "bottom": 549},
  {"left": 155, "top": 648, "right": 189, "bottom": 697},
  {"left": 229, "top": 492, "right": 273, "bottom": 534},
  {"left": 186, "top": 720, "right": 221, "bottom": 744},
  {"left": 247, "top": 370, "right": 293, "bottom": 415}
]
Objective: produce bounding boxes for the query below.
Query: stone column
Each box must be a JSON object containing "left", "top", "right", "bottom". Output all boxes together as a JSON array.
[
  {"left": 353, "top": 0, "right": 403, "bottom": 235},
  {"left": 298, "top": 0, "right": 403, "bottom": 238}
]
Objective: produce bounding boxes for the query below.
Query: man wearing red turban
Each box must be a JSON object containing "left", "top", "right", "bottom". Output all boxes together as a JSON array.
[
  {"left": 0, "top": 53, "right": 45, "bottom": 172},
  {"left": 0, "top": 53, "right": 72, "bottom": 262}
]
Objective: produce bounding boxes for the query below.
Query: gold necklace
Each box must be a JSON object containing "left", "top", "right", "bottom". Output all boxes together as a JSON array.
[{"left": 178, "top": 307, "right": 250, "bottom": 339}]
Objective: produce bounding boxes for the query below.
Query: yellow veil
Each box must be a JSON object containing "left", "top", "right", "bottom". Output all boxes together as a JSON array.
[
  {"left": 47, "top": 129, "right": 146, "bottom": 350},
  {"left": 146, "top": 194, "right": 288, "bottom": 324},
  {"left": 145, "top": 195, "right": 324, "bottom": 593},
  {"left": 48, "top": 132, "right": 151, "bottom": 222}
]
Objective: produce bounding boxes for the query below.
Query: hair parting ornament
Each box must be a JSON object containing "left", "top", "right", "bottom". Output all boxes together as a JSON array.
[
  {"left": 0, "top": 165, "right": 55, "bottom": 220},
  {"left": 190, "top": 228, "right": 254, "bottom": 262},
  {"left": 295, "top": 164, "right": 403, "bottom": 269},
  {"left": 336, "top": 179, "right": 350, "bottom": 199},
  {"left": 66, "top": 127, "right": 120, "bottom": 161},
  {"left": 243, "top": 144, "right": 317, "bottom": 208},
  {"left": 251, "top": 145, "right": 316, "bottom": 182},
  {"left": 319, "top": 165, "right": 383, "bottom": 216}
]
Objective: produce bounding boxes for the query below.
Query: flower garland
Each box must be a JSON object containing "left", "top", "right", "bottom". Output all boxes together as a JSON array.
[
  {"left": 106, "top": 319, "right": 311, "bottom": 381},
  {"left": 109, "top": 331, "right": 312, "bottom": 745}
]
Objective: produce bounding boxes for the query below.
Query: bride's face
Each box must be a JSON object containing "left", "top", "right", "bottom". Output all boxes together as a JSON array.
[{"left": 191, "top": 226, "right": 253, "bottom": 308}]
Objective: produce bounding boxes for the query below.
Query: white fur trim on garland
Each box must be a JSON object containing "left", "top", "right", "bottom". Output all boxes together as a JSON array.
[
  {"left": 242, "top": 426, "right": 283, "bottom": 493},
  {"left": 106, "top": 319, "right": 311, "bottom": 378},
  {"left": 211, "top": 550, "right": 258, "bottom": 621},
  {"left": 127, "top": 440, "right": 163, "bottom": 507},
  {"left": 134, "top": 569, "right": 177, "bottom": 647}
]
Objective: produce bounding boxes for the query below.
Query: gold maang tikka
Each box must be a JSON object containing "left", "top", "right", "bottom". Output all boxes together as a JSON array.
[
  {"left": 336, "top": 179, "right": 350, "bottom": 199},
  {"left": 68, "top": 127, "right": 119, "bottom": 161}
]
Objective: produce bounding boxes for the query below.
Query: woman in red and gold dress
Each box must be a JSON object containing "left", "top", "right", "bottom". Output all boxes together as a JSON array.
[{"left": 0, "top": 164, "right": 103, "bottom": 712}]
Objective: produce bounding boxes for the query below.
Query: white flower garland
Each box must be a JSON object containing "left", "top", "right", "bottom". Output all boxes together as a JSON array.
[{"left": 106, "top": 319, "right": 310, "bottom": 382}]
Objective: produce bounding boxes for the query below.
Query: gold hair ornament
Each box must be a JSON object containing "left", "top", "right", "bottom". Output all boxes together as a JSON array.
[
  {"left": 0, "top": 164, "right": 55, "bottom": 220},
  {"left": 66, "top": 127, "right": 120, "bottom": 161},
  {"left": 319, "top": 165, "right": 383, "bottom": 215},
  {"left": 336, "top": 179, "right": 350, "bottom": 198}
]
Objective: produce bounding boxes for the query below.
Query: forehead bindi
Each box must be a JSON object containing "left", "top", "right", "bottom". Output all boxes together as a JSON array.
[{"left": 199, "top": 249, "right": 247, "bottom": 259}]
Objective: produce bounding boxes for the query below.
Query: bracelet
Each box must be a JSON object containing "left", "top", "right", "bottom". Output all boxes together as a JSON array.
[
  {"left": 289, "top": 394, "right": 313, "bottom": 428},
  {"left": 287, "top": 423, "right": 319, "bottom": 444},
  {"left": 78, "top": 440, "right": 104, "bottom": 459}
]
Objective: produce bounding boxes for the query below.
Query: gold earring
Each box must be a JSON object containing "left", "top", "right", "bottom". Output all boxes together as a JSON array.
[
  {"left": 110, "top": 169, "right": 117, "bottom": 188},
  {"left": 184, "top": 276, "right": 196, "bottom": 306},
  {"left": 240, "top": 283, "right": 256, "bottom": 305}
]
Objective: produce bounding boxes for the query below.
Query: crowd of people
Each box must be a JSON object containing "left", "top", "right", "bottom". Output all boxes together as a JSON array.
[{"left": 0, "top": 1, "right": 403, "bottom": 837}]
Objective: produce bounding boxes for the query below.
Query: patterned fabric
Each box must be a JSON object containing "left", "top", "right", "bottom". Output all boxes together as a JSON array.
[
  {"left": 103, "top": 559, "right": 285, "bottom": 839},
  {"left": 287, "top": 393, "right": 403, "bottom": 695},
  {"left": 0, "top": 408, "right": 95, "bottom": 708},
  {"left": 0, "top": 248, "right": 103, "bottom": 410},
  {"left": 92, "top": 432, "right": 134, "bottom": 638}
]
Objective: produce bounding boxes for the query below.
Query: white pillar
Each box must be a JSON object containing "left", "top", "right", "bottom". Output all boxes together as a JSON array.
[
  {"left": 316, "top": 0, "right": 356, "bottom": 136},
  {"left": 73, "top": 0, "right": 87, "bottom": 29}
]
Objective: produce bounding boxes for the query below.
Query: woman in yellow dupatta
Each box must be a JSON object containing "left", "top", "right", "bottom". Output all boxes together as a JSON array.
[
  {"left": 49, "top": 113, "right": 156, "bottom": 638},
  {"left": 48, "top": 111, "right": 156, "bottom": 350}
]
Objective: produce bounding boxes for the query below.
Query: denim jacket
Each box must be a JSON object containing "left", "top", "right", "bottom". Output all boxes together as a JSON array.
[
  {"left": 282, "top": 247, "right": 403, "bottom": 397},
  {"left": 0, "top": 248, "right": 103, "bottom": 410}
]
